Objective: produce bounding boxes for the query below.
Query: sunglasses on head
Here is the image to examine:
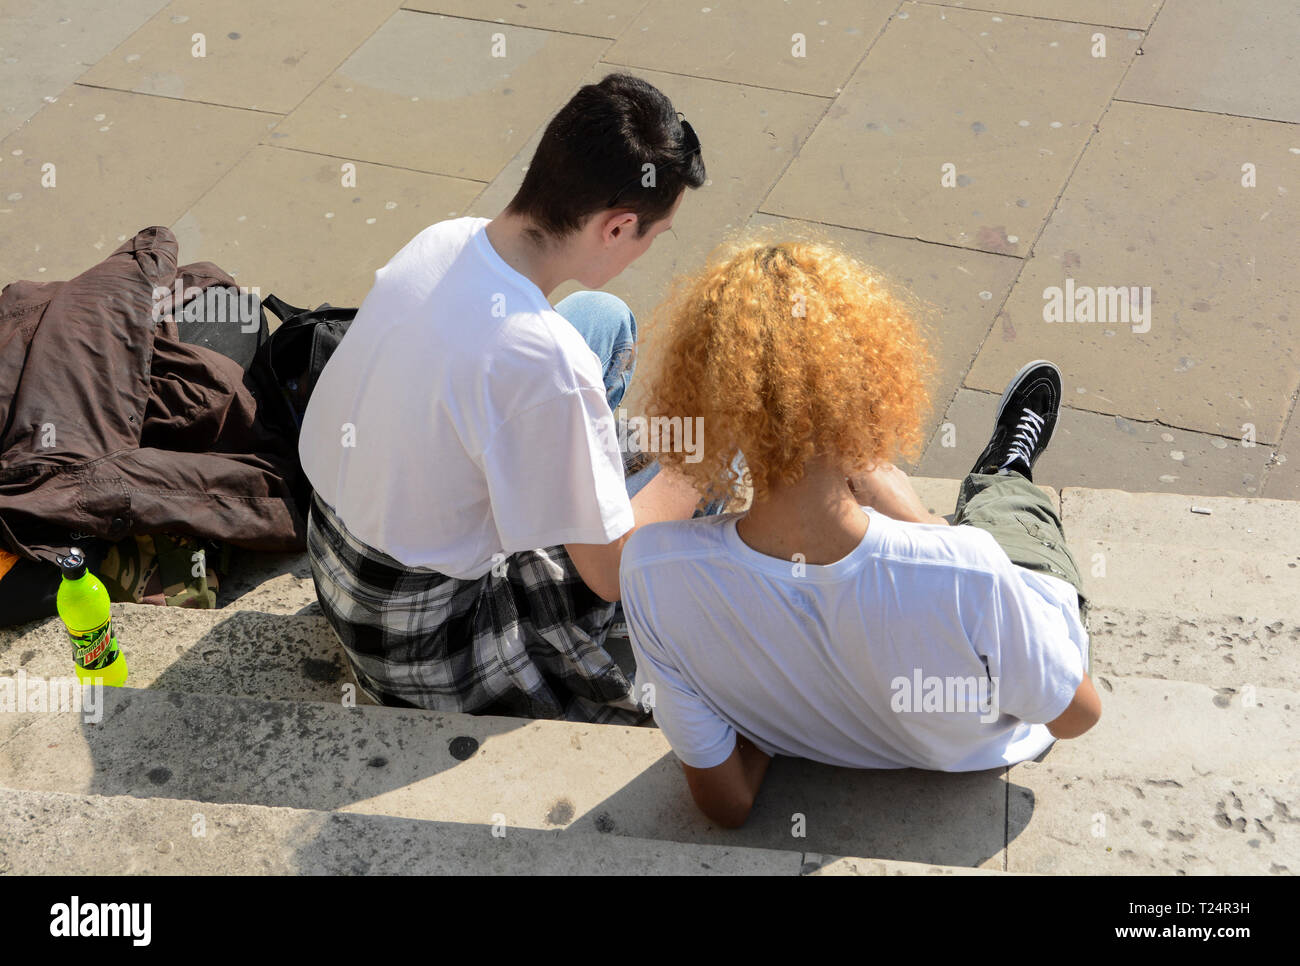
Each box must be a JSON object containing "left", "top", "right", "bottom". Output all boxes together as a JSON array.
[{"left": 606, "top": 114, "right": 701, "bottom": 209}]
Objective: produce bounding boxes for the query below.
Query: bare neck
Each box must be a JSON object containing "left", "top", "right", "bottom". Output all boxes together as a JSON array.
[
  {"left": 735, "top": 458, "right": 868, "bottom": 566},
  {"left": 483, "top": 211, "right": 569, "bottom": 298}
]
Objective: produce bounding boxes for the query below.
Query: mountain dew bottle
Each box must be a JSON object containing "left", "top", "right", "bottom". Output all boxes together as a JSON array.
[{"left": 56, "top": 547, "right": 128, "bottom": 687}]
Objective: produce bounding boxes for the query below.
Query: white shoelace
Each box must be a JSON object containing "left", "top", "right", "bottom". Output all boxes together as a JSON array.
[{"left": 1001, "top": 408, "right": 1046, "bottom": 469}]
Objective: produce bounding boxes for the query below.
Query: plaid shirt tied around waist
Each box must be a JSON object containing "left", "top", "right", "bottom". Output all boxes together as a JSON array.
[{"left": 306, "top": 492, "right": 646, "bottom": 724}]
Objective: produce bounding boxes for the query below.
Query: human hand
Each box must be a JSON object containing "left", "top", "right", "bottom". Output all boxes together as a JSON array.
[{"left": 847, "top": 461, "right": 948, "bottom": 525}]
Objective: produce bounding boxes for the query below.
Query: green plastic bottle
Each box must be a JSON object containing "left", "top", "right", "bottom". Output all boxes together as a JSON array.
[{"left": 55, "top": 547, "right": 128, "bottom": 687}]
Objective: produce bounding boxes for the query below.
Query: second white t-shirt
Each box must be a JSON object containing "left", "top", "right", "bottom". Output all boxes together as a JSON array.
[
  {"left": 620, "top": 508, "right": 1089, "bottom": 772},
  {"left": 299, "top": 217, "right": 634, "bottom": 578}
]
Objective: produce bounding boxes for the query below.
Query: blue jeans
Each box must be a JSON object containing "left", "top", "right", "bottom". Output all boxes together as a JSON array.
[
  {"left": 554, "top": 290, "right": 735, "bottom": 507},
  {"left": 554, "top": 291, "right": 660, "bottom": 500},
  {"left": 554, "top": 291, "right": 730, "bottom": 641}
]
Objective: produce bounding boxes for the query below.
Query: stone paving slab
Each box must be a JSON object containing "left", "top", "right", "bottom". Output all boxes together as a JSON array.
[
  {"left": 0, "top": 786, "right": 802, "bottom": 875},
  {"left": 603, "top": 0, "right": 896, "bottom": 96},
  {"left": 1007, "top": 764, "right": 1298, "bottom": 874},
  {"left": 1033, "top": 675, "right": 1297, "bottom": 780},
  {"left": 763, "top": 3, "right": 1139, "bottom": 255},
  {"left": 217, "top": 549, "right": 317, "bottom": 613},
  {"left": 748, "top": 214, "right": 1020, "bottom": 448},
  {"left": 965, "top": 100, "right": 1300, "bottom": 441},
  {"left": 1005, "top": 675, "right": 1299, "bottom": 871},
  {"left": 1088, "top": 606, "right": 1300, "bottom": 692},
  {"left": 0, "top": 0, "right": 169, "bottom": 141},
  {"left": 918, "top": 388, "right": 1274, "bottom": 497},
  {"left": 0, "top": 85, "right": 273, "bottom": 281},
  {"left": 909, "top": 476, "right": 1060, "bottom": 516},
  {"left": 1117, "top": 0, "right": 1300, "bottom": 124},
  {"left": 924, "top": 1, "right": 1160, "bottom": 31},
  {"left": 1061, "top": 486, "right": 1300, "bottom": 616},
  {"left": 170, "top": 144, "right": 481, "bottom": 309},
  {"left": 468, "top": 65, "right": 827, "bottom": 414},
  {"left": 403, "top": 0, "right": 649, "bottom": 39},
  {"left": 270, "top": 10, "right": 607, "bottom": 180},
  {"left": 0, "top": 686, "right": 1008, "bottom": 870},
  {"left": 76, "top": 0, "right": 403, "bottom": 115},
  {"left": 0, "top": 604, "right": 377, "bottom": 708}
]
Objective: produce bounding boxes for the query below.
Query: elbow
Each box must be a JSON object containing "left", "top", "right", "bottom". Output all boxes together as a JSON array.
[
  {"left": 1047, "top": 705, "right": 1101, "bottom": 740},
  {"left": 695, "top": 794, "right": 756, "bottom": 830},
  {"left": 706, "top": 804, "right": 754, "bottom": 830}
]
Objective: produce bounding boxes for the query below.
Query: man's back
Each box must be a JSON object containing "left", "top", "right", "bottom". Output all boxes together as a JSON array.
[
  {"left": 620, "top": 507, "right": 1089, "bottom": 771},
  {"left": 299, "top": 216, "right": 631, "bottom": 578}
]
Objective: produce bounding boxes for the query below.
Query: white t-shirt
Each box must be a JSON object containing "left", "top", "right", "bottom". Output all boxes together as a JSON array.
[
  {"left": 299, "top": 216, "right": 634, "bottom": 578},
  {"left": 620, "top": 508, "right": 1089, "bottom": 772}
]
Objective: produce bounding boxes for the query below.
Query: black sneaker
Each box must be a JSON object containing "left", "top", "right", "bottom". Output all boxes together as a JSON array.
[{"left": 968, "top": 360, "right": 1062, "bottom": 481}]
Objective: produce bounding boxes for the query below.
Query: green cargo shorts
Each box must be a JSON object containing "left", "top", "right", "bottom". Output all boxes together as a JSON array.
[{"left": 952, "top": 471, "right": 1090, "bottom": 640}]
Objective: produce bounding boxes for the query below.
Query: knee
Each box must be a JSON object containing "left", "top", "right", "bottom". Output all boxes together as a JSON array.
[{"left": 556, "top": 290, "right": 637, "bottom": 344}]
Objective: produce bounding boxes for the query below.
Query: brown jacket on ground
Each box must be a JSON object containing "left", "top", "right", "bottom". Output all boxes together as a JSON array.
[{"left": 0, "top": 226, "right": 306, "bottom": 568}]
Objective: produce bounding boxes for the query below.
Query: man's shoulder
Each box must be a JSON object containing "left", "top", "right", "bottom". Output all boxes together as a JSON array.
[
  {"left": 869, "top": 512, "right": 1006, "bottom": 576},
  {"left": 624, "top": 513, "right": 736, "bottom": 569}
]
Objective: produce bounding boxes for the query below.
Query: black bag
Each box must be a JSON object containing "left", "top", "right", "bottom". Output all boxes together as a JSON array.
[
  {"left": 250, "top": 293, "right": 357, "bottom": 431},
  {"left": 242, "top": 293, "right": 357, "bottom": 519}
]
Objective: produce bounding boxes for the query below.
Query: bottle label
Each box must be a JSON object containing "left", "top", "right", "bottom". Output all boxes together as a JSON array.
[{"left": 70, "top": 618, "right": 119, "bottom": 670}]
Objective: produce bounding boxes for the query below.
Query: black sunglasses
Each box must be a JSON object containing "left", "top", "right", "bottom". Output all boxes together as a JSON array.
[{"left": 606, "top": 115, "right": 701, "bottom": 209}]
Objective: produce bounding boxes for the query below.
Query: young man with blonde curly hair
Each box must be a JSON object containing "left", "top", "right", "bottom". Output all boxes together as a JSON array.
[{"left": 619, "top": 238, "right": 1101, "bottom": 827}]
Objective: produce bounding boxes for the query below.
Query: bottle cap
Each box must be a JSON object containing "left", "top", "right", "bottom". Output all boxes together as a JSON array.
[{"left": 58, "top": 547, "right": 88, "bottom": 580}]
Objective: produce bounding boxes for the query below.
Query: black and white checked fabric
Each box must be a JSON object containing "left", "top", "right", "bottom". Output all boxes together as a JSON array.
[{"left": 306, "top": 491, "right": 647, "bottom": 724}]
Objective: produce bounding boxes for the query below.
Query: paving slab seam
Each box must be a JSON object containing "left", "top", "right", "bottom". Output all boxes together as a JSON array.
[
  {"left": 398, "top": 7, "right": 636, "bottom": 44},
  {"left": 749, "top": 216, "right": 1029, "bottom": 260},
  {"left": 949, "top": 49, "right": 1155, "bottom": 387},
  {"left": 597, "top": 60, "right": 840, "bottom": 101},
  {"left": 263, "top": 0, "right": 413, "bottom": 120},
  {"left": 954, "top": 389, "right": 1283, "bottom": 447},
  {"left": 253, "top": 142, "right": 492, "bottom": 183},
  {"left": 66, "top": 81, "right": 287, "bottom": 117},
  {"left": 739, "top": 0, "right": 907, "bottom": 212},
  {"left": 1003, "top": 764, "right": 1011, "bottom": 871},
  {"left": 22, "top": 81, "right": 285, "bottom": 235},
  {"left": 912, "top": 1, "right": 1157, "bottom": 33},
  {"left": 1111, "top": 96, "right": 1300, "bottom": 127},
  {"left": 1262, "top": 389, "right": 1300, "bottom": 497}
]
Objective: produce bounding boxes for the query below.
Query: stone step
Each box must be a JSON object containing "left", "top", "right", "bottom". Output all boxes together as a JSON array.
[
  {"left": 0, "top": 677, "right": 1293, "bottom": 874},
  {"left": 914, "top": 479, "right": 1300, "bottom": 618},
  {"left": 3, "top": 480, "right": 1294, "bottom": 719},
  {"left": 4, "top": 481, "right": 1294, "bottom": 875},
  {"left": 1060, "top": 487, "right": 1300, "bottom": 617},
  {"left": 0, "top": 603, "right": 378, "bottom": 708},
  {"left": 217, "top": 547, "right": 319, "bottom": 615},
  {"left": 5, "top": 601, "right": 1293, "bottom": 716},
  {"left": 1087, "top": 605, "right": 1300, "bottom": 691},
  {"left": 200, "top": 480, "right": 1300, "bottom": 621},
  {"left": 1, "top": 785, "right": 1002, "bottom": 876}
]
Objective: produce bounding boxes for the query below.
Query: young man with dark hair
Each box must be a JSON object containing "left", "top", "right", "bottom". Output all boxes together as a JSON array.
[{"left": 300, "top": 73, "right": 707, "bottom": 723}]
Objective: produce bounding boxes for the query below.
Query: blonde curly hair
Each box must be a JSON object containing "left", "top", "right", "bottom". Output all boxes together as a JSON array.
[{"left": 643, "top": 233, "right": 937, "bottom": 505}]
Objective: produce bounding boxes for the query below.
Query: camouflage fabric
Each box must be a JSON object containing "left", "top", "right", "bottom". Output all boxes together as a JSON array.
[{"left": 97, "top": 534, "right": 231, "bottom": 608}]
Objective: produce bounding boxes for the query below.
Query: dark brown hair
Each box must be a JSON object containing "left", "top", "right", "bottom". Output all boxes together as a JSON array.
[{"left": 504, "top": 73, "right": 706, "bottom": 240}]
